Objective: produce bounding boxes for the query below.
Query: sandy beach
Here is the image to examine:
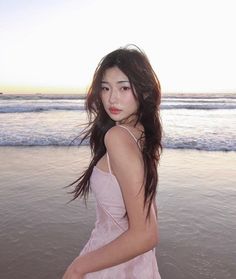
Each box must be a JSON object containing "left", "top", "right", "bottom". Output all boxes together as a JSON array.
[{"left": 0, "top": 146, "right": 235, "bottom": 279}]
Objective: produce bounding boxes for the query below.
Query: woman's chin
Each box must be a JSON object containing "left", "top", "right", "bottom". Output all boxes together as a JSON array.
[
  {"left": 108, "top": 114, "right": 123, "bottom": 122},
  {"left": 107, "top": 112, "right": 138, "bottom": 124}
]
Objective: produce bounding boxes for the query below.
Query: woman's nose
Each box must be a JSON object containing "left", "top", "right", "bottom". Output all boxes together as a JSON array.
[{"left": 109, "top": 89, "right": 119, "bottom": 104}]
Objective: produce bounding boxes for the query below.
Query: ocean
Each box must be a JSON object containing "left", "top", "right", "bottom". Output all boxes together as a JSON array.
[{"left": 0, "top": 92, "right": 236, "bottom": 151}]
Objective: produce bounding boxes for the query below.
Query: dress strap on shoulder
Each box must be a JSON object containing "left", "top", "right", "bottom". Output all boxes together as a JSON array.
[
  {"left": 118, "top": 125, "right": 141, "bottom": 149},
  {"left": 106, "top": 152, "right": 112, "bottom": 174},
  {"left": 106, "top": 125, "right": 141, "bottom": 174}
]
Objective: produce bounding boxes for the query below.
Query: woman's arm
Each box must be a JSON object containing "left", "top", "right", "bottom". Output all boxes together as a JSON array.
[{"left": 64, "top": 126, "right": 159, "bottom": 277}]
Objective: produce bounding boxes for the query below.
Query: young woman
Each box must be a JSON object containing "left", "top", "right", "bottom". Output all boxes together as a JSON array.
[{"left": 62, "top": 45, "right": 163, "bottom": 279}]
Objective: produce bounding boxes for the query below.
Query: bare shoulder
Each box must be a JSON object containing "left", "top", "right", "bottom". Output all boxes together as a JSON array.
[
  {"left": 104, "top": 125, "right": 140, "bottom": 154},
  {"left": 104, "top": 125, "right": 143, "bottom": 176}
]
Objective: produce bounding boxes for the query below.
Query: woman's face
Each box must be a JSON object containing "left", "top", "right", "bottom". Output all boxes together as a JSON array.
[{"left": 100, "top": 66, "right": 139, "bottom": 125}]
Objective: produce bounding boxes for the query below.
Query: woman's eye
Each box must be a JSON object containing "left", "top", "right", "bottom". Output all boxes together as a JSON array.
[
  {"left": 101, "top": 86, "right": 109, "bottom": 91},
  {"left": 121, "top": 86, "right": 130, "bottom": 91}
]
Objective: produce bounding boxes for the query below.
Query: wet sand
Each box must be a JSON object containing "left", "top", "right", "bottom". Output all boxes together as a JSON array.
[{"left": 0, "top": 147, "right": 235, "bottom": 279}]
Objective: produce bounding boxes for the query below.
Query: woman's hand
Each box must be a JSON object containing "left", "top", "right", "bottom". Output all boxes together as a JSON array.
[{"left": 62, "top": 262, "right": 84, "bottom": 279}]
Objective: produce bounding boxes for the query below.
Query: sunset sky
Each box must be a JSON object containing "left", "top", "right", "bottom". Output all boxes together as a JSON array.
[{"left": 0, "top": 0, "right": 235, "bottom": 94}]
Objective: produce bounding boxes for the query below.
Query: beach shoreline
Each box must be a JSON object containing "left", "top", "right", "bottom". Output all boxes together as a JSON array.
[{"left": 0, "top": 146, "right": 235, "bottom": 279}]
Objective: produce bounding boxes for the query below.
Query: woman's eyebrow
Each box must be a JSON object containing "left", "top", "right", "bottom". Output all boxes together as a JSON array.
[
  {"left": 101, "top": 80, "right": 130, "bottom": 84},
  {"left": 117, "top": 80, "right": 130, "bottom": 84}
]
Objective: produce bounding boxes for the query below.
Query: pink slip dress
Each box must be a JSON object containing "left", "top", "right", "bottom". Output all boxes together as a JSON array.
[{"left": 79, "top": 125, "right": 161, "bottom": 279}]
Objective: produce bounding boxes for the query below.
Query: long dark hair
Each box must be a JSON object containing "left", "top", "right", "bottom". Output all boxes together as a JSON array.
[{"left": 68, "top": 45, "right": 163, "bottom": 221}]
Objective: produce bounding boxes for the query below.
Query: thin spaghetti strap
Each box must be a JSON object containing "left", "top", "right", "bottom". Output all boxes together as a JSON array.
[
  {"left": 118, "top": 125, "right": 141, "bottom": 149},
  {"left": 106, "top": 152, "right": 112, "bottom": 174},
  {"left": 106, "top": 125, "right": 141, "bottom": 174}
]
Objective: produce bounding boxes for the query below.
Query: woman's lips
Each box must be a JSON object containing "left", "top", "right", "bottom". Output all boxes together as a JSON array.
[{"left": 109, "top": 107, "right": 122, "bottom": 114}]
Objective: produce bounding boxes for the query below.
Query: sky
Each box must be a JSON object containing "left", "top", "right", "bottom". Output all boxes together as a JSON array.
[{"left": 0, "top": 0, "right": 235, "bottom": 94}]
